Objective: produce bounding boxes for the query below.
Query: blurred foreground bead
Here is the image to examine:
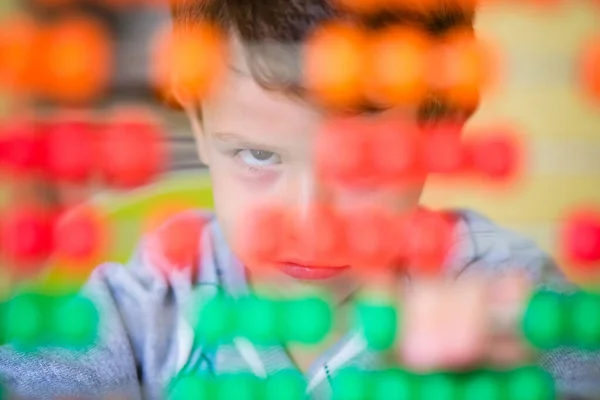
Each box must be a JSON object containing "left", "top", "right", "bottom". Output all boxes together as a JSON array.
[
  {"left": 465, "top": 128, "right": 522, "bottom": 183},
  {"left": 402, "top": 209, "right": 455, "bottom": 277},
  {"left": 39, "top": 16, "right": 112, "bottom": 104},
  {"left": 98, "top": 108, "right": 166, "bottom": 188},
  {"left": 345, "top": 208, "right": 399, "bottom": 270},
  {"left": 53, "top": 205, "right": 107, "bottom": 273},
  {"left": 419, "top": 373, "right": 460, "bottom": 400},
  {"left": 0, "top": 16, "right": 39, "bottom": 94},
  {"left": 236, "top": 295, "right": 278, "bottom": 344},
  {"left": 462, "top": 370, "right": 503, "bottom": 400},
  {"left": 366, "top": 27, "right": 430, "bottom": 107},
  {"left": 0, "top": 205, "right": 54, "bottom": 275},
  {"left": 580, "top": 35, "right": 600, "bottom": 105},
  {"left": 506, "top": 366, "right": 555, "bottom": 400},
  {"left": 293, "top": 204, "right": 347, "bottom": 265},
  {"left": 152, "top": 22, "right": 227, "bottom": 104},
  {"left": 560, "top": 207, "right": 600, "bottom": 271},
  {"left": 281, "top": 296, "right": 332, "bottom": 344},
  {"left": 355, "top": 299, "right": 398, "bottom": 350},
  {"left": 3, "top": 293, "right": 47, "bottom": 349},
  {"left": 373, "top": 368, "right": 414, "bottom": 400},
  {"left": 569, "top": 291, "right": 600, "bottom": 349},
  {"left": 42, "top": 116, "right": 97, "bottom": 184},
  {"left": 52, "top": 295, "right": 99, "bottom": 349},
  {"left": 422, "top": 122, "right": 464, "bottom": 175},
  {"left": 169, "top": 375, "right": 212, "bottom": 400},
  {"left": 522, "top": 290, "right": 566, "bottom": 349},
  {"left": 430, "top": 29, "right": 497, "bottom": 110},
  {"left": 216, "top": 374, "right": 258, "bottom": 400},
  {"left": 0, "top": 119, "right": 44, "bottom": 175},
  {"left": 195, "top": 294, "right": 234, "bottom": 344},
  {"left": 304, "top": 22, "right": 367, "bottom": 109},
  {"left": 264, "top": 370, "right": 305, "bottom": 400},
  {"left": 331, "top": 369, "right": 373, "bottom": 400},
  {"left": 234, "top": 205, "right": 289, "bottom": 272}
]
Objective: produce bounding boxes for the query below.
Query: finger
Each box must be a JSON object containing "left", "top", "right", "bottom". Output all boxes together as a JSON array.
[{"left": 486, "top": 271, "right": 536, "bottom": 366}]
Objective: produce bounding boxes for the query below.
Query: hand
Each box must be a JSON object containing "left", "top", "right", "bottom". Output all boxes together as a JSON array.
[{"left": 399, "top": 272, "right": 535, "bottom": 371}]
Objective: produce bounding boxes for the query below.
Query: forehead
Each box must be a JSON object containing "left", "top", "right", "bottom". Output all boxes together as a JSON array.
[{"left": 202, "top": 35, "right": 324, "bottom": 133}]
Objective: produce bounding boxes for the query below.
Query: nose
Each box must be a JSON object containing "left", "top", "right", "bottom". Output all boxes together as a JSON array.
[{"left": 294, "top": 165, "right": 334, "bottom": 220}]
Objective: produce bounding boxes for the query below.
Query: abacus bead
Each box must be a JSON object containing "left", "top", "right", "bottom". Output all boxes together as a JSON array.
[
  {"left": 264, "top": 370, "right": 306, "bottom": 400},
  {"left": 373, "top": 368, "right": 414, "bottom": 400},
  {"left": 506, "top": 366, "right": 555, "bottom": 400},
  {"left": 522, "top": 290, "right": 566, "bottom": 349},
  {"left": 331, "top": 369, "right": 372, "bottom": 400},
  {"left": 282, "top": 297, "right": 332, "bottom": 344},
  {"left": 570, "top": 291, "right": 600, "bottom": 349},
  {"left": 355, "top": 300, "right": 397, "bottom": 350},
  {"left": 53, "top": 295, "right": 99, "bottom": 348}
]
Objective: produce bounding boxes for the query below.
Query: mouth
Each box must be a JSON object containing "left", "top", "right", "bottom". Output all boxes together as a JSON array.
[{"left": 276, "top": 261, "right": 351, "bottom": 281}]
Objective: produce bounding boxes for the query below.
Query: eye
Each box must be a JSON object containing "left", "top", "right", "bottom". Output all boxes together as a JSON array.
[{"left": 238, "top": 149, "right": 281, "bottom": 167}]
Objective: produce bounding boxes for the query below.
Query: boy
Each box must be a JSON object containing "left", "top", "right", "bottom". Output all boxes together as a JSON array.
[{"left": 1, "top": 0, "right": 600, "bottom": 399}]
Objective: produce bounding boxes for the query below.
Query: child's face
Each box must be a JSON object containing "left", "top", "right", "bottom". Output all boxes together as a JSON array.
[{"left": 187, "top": 38, "right": 427, "bottom": 299}]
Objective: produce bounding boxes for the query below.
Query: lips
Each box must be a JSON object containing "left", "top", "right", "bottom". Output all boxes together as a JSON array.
[{"left": 276, "top": 261, "right": 350, "bottom": 281}]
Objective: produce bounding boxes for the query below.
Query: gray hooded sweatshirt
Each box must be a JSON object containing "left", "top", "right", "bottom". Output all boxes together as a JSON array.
[{"left": 1, "top": 209, "right": 599, "bottom": 400}]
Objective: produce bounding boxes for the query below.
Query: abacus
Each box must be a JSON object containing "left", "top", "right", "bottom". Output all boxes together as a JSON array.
[{"left": 0, "top": 0, "right": 599, "bottom": 399}]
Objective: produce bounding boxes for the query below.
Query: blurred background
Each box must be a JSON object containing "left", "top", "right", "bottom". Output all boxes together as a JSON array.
[{"left": 0, "top": 0, "right": 598, "bottom": 290}]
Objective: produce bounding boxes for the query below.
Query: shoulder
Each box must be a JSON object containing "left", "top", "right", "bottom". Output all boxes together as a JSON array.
[{"left": 444, "top": 209, "right": 568, "bottom": 288}]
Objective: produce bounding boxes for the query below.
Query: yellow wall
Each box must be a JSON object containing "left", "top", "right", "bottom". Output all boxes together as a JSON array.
[{"left": 422, "top": 2, "right": 600, "bottom": 268}]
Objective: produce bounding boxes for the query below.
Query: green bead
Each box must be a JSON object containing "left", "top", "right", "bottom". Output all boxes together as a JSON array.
[
  {"left": 419, "top": 373, "right": 460, "bottom": 400},
  {"left": 196, "top": 295, "right": 234, "bottom": 344},
  {"left": 215, "top": 374, "right": 258, "bottom": 400},
  {"left": 169, "top": 375, "right": 212, "bottom": 400},
  {"left": 522, "top": 290, "right": 566, "bottom": 349},
  {"left": 282, "top": 297, "right": 332, "bottom": 344},
  {"left": 52, "top": 295, "right": 99, "bottom": 349},
  {"left": 5, "top": 293, "right": 45, "bottom": 348},
  {"left": 236, "top": 296, "right": 278, "bottom": 344},
  {"left": 264, "top": 370, "right": 305, "bottom": 400},
  {"left": 506, "top": 366, "right": 555, "bottom": 400},
  {"left": 355, "top": 300, "right": 397, "bottom": 350},
  {"left": 569, "top": 292, "right": 600, "bottom": 349},
  {"left": 331, "top": 369, "right": 372, "bottom": 400},
  {"left": 373, "top": 368, "right": 414, "bottom": 400},
  {"left": 462, "top": 371, "right": 504, "bottom": 400}
]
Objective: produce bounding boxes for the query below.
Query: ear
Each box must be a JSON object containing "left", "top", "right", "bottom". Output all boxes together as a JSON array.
[{"left": 184, "top": 104, "right": 210, "bottom": 166}]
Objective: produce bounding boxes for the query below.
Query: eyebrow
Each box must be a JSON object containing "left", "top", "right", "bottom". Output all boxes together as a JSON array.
[{"left": 212, "top": 131, "right": 287, "bottom": 153}]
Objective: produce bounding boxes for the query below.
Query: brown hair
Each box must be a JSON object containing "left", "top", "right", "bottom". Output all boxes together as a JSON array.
[{"left": 169, "top": 0, "right": 478, "bottom": 124}]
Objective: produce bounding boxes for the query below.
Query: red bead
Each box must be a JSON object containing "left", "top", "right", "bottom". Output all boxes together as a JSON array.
[
  {"left": 98, "top": 109, "right": 166, "bottom": 188},
  {"left": 316, "top": 118, "right": 370, "bottom": 186},
  {"left": 152, "top": 211, "right": 206, "bottom": 271},
  {"left": 402, "top": 208, "right": 455, "bottom": 277},
  {"left": 42, "top": 117, "right": 96, "bottom": 184},
  {"left": 422, "top": 122, "right": 464, "bottom": 175},
  {"left": 0, "top": 204, "right": 54, "bottom": 273},
  {"left": 345, "top": 207, "right": 398, "bottom": 271},
  {"left": 293, "top": 204, "right": 347, "bottom": 265},
  {"left": 235, "top": 205, "right": 289, "bottom": 270},
  {"left": 54, "top": 205, "right": 106, "bottom": 267},
  {"left": 561, "top": 207, "right": 600, "bottom": 269},
  {"left": 467, "top": 130, "right": 521, "bottom": 182},
  {"left": 0, "top": 119, "right": 44, "bottom": 174},
  {"left": 371, "top": 118, "right": 422, "bottom": 184}
]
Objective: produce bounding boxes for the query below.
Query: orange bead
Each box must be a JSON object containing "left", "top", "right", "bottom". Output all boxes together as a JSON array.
[
  {"left": 151, "top": 22, "right": 227, "bottom": 105},
  {"left": 0, "top": 16, "right": 39, "bottom": 95},
  {"left": 39, "top": 16, "right": 112, "bottom": 104},
  {"left": 334, "top": 0, "right": 383, "bottom": 13},
  {"left": 366, "top": 27, "right": 430, "bottom": 107},
  {"left": 430, "top": 29, "right": 497, "bottom": 110},
  {"left": 304, "top": 22, "right": 367, "bottom": 110},
  {"left": 580, "top": 35, "right": 600, "bottom": 105}
]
